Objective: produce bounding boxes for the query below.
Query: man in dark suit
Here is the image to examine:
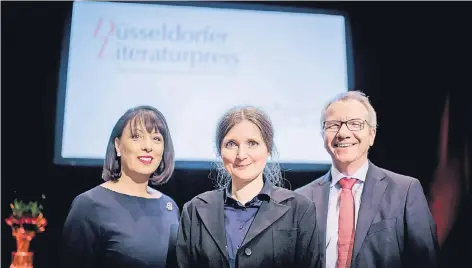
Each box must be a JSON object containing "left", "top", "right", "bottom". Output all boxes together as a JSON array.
[{"left": 297, "top": 91, "right": 438, "bottom": 268}]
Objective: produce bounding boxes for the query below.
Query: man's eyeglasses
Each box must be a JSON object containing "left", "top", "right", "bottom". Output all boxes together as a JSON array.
[{"left": 323, "top": 119, "right": 370, "bottom": 132}]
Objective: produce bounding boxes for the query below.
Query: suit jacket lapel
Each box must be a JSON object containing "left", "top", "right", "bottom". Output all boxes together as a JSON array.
[
  {"left": 240, "top": 186, "right": 292, "bottom": 248},
  {"left": 352, "top": 162, "right": 388, "bottom": 264},
  {"left": 195, "top": 191, "right": 229, "bottom": 261},
  {"left": 314, "top": 172, "right": 331, "bottom": 268}
]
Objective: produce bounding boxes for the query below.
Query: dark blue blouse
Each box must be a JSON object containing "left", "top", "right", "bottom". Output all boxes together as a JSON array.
[
  {"left": 61, "top": 186, "right": 179, "bottom": 268},
  {"left": 223, "top": 182, "right": 271, "bottom": 268}
]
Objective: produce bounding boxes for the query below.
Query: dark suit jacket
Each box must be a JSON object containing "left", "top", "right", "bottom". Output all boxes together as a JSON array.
[
  {"left": 296, "top": 161, "right": 439, "bottom": 268},
  {"left": 176, "top": 184, "right": 321, "bottom": 268}
]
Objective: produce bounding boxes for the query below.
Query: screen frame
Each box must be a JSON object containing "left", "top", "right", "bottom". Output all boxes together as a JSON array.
[{"left": 53, "top": 0, "right": 355, "bottom": 172}]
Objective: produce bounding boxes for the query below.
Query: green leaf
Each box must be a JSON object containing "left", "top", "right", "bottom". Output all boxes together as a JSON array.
[{"left": 9, "top": 199, "right": 45, "bottom": 219}]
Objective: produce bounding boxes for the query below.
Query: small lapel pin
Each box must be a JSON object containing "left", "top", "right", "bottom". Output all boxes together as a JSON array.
[{"left": 166, "top": 202, "right": 173, "bottom": 211}]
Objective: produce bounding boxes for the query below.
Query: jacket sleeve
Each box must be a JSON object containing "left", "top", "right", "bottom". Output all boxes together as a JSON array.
[
  {"left": 405, "top": 179, "right": 439, "bottom": 268},
  {"left": 176, "top": 202, "right": 192, "bottom": 268},
  {"left": 296, "top": 201, "right": 321, "bottom": 268}
]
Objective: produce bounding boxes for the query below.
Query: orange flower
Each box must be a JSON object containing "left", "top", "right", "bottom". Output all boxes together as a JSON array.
[
  {"left": 37, "top": 217, "right": 47, "bottom": 227},
  {"left": 5, "top": 216, "right": 19, "bottom": 226}
]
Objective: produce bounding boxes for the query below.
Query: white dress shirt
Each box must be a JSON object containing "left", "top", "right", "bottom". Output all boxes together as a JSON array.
[{"left": 325, "top": 161, "right": 369, "bottom": 268}]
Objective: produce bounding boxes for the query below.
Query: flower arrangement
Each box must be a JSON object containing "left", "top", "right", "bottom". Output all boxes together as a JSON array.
[{"left": 5, "top": 199, "right": 47, "bottom": 268}]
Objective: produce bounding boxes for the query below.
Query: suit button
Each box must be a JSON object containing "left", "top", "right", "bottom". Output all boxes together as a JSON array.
[{"left": 244, "top": 248, "right": 252, "bottom": 256}]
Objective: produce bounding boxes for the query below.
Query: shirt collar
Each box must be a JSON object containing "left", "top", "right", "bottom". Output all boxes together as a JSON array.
[
  {"left": 224, "top": 177, "right": 272, "bottom": 204},
  {"left": 330, "top": 160, "right": 369, "bottom": 187}
]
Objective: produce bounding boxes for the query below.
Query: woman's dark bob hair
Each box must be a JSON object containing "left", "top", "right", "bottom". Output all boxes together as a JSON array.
[{"left": 101, "top": 105, "right": 175, "bottom": 185}]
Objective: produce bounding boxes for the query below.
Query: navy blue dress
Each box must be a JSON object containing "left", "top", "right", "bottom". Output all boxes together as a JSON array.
[{"left": 61, "top": 186, "right": 179, "bottom": 268}]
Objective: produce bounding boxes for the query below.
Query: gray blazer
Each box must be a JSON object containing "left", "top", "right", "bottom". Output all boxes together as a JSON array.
[
  {"left": 176, "top": 183, "right": 321, "bottom": 268},
  {"left": 296, "top": 161, "right": 439, "bottom": 268}
]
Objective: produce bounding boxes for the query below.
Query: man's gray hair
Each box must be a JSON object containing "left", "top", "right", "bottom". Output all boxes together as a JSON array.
[{"left": 320, "top": 90, "right": 378, "bottom": 130}]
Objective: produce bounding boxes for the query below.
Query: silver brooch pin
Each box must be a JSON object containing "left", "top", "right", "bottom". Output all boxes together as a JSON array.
[{"left": 166, "top": 202, "right": 173, "bottom": 211}]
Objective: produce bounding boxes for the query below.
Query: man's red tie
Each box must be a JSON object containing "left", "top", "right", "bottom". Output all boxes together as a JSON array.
[{"left": 337, "top": 177, "right": 357, "bottom": 268}]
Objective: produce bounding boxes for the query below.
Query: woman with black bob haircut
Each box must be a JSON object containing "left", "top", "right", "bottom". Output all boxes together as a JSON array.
[
  {"left": 176, "top": 106, "right": 321, "bottom": 268},
  {"left": 62, "top": 105, "right": 179, "bottom": 268}
]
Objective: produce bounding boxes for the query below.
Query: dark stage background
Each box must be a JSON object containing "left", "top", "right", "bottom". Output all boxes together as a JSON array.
[{"left": 2, "top": 1, "right": 471, "bottom": 268}]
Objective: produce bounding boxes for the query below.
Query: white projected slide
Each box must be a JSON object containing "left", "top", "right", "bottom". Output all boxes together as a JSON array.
[{"left": 55, "top": 1, "right": 352, "bottom": 170}]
